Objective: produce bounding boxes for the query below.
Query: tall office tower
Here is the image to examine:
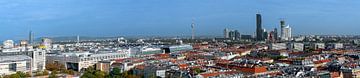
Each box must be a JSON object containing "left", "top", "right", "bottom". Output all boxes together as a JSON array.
[
  {"left": 282, "top": 25, "right": 292, "bottom": 41},
  {"left": 77, "top": 35, "right": 80, "bottom": 43},
  {"left": 234, "top": 30, "right": 241, "bottom": 40},
  {"left": 273, "top": 28, "right": 278, "bottom": 41},
  {"left": 224, "top": 28, "right": 230, "bottom": 38},
  {"left": 280, "top": 19, "right": 286, "bottom": 40},
  {"left": 263, "top": 29, "right": 268, "bottom": 41},
  {"left": 191, "top": 19, "right": 195, "bottom": 39},
  {"left": 229, "top": 31, "right": 236, "bottom": 40},
  {"left": 29, "top": 31, "right": 34, "bottom": 45},
  {"left": 256, "top": 13, "right": 263, "bottom": 41},
  {"left": 229, "top": 30, "right": 241, "bottom": 40}
]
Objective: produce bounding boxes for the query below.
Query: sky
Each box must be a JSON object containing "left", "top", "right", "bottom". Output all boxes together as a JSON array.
[{"left": 0, "top": 0, "right": 360, "bottom": 40}]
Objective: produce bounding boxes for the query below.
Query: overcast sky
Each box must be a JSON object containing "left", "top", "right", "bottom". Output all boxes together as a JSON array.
[{"left": 1, "top": 0, "right": 360, "bottom": 40}]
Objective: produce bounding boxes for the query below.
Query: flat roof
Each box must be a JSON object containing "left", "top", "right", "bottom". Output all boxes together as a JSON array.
[{"left": 0, "top": 55, "right": 31, "bottom": 63}]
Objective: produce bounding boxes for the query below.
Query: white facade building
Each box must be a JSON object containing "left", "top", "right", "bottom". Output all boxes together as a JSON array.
[
  {"left": 32, "top": 49, "right": 47, "bottom": 71},
  {"left": 334, "top": 43, "right": 344, "bottom": 49},
  {"left": 0, "top": 55, "right": 32, "bottom": 75},
  {"left": 224, "top": 28, "right": 230, "bottom": 38},
  {"left": 47, "top": 51, "right": 129, "bottom": 71},
  {"left": 313, "top": 43, "right": 325, "bottom": 49},
  {"left": 156, "top": 70, "right": 166, "bottom": 78},
  {"left": 293, "top": 43, "right": 304, "bottom": 51},
  {"left": 3, "top": 40, "right": 14, "bottom": 49},
  {"left": 0, "top": 48, "right": 46, "bottom": 71},
  {"left": 281, "top": 25, "right": 292, "bottom": 41},
  {"left": 269, "top": 43, "right": 287, "bottom": 50}
]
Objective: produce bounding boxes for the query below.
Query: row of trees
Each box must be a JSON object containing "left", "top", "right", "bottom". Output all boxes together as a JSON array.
[
  {"left": 81, "top": 67, "right": 142, "bottom": 78},
  {"left": 45, "top": 62, "right": 77, "bottom": 75},
  {"left": 1, "top": 72, "right": 30, "bottom": 78},
  {"left": 2, "top": 63, "right": 148, "bottom": 78},
  {"left": 1, "top": 62, "right": 75, "bottom": 78}
]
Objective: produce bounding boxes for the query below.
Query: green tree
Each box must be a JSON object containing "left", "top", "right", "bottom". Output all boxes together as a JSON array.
[
  {"left": 62, "top": 69, "right": 76, "bottom": 75},
  {"left": 48, "top": 73, "right": 57, "bottom": 78},
  {"left": 15, "top": 71, "right": 27, "bottom": 78},
  {"left": 9, "top": 74, "right": 20, "bottom": 78},
  {"left": 95, "top": 71, "right": 106, "bottom": 78},
  {"left": 81, "top": 72, "right": 97, "bottom": 78},
  {"left": 193, "top": 68, "right": 202, "bottom": 74},
  {"left": 111, "top": 67, "right": 121, "bottom": 76},
  {"left": 43, "top": 70, "right": 49, "bottom": 75},
  {"left": 81, "top": 66, "right": 109, "bottom": 78},
  {"left": 46, "top": 62, "right": 66, "bottom": 71}
]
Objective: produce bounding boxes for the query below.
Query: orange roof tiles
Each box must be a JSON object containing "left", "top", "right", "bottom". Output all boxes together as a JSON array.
[
  {"left": 200, "top": 71, "right": 241, "bottom": 78},
  {"left": 178, "top": 64, "right": 188, "bottom": 69},
  {"left": 313, "top": 59, "right": 331, "bottom": 64}
]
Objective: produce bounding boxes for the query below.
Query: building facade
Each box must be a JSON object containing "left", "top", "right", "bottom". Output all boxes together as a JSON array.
[
  {"left": 0, "top": 55, "right": 32, "bottom": 75},
  {"left": 256, "top": 13, "right": 264, "bottom": 41},
  {"left": 47, "top": 51, "right": 128, "bottom": 71},
  {"left": 281, "top": 25, "right": 292, "bottom": 41}
]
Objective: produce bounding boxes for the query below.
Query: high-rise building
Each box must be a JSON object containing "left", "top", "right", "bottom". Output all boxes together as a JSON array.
[
  {"left": 224, "top": 28, "right": 230, "bottom": 38},
  {"left": 234, "top": 30, "right": 241, "bottom": 40},
  {"left": 273, "top": 28, "right": 278, "bottom": 41},
  {"left": 77, "top": 35, "right": 80, "bottom": 43},
  {"left": 263, "top": 29, "right": 268, "bottom": 41},
  {"left": 256, "top": 13, "right": 264, "bottom": 41},
  {"left": 280, "top": 19, "right": 286, "bottom": 40},
  {"left": 191, "top": 19, "right": 195, "bottom": 39},
  {"left": 229, "top": 30, "right": 241, "bottom": 40},
  {"left": 281, "top": 25, "right": 292, "bottom": 41},
  {"left": 29, "top": 31, "right": 34, "bottom": 45}
]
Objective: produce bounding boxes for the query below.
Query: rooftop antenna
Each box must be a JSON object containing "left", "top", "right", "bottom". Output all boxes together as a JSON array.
[
  {"left": 281, "top": 18, "right": 285, "bottom": 20},
  {"left": 279, "top": 18, "right": 286, "bottom": 22},
  {"left": 256, "top": 10, "right": 261, "bottom": 14}
]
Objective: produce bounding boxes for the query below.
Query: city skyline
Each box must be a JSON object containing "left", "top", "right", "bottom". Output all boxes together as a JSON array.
[
  {"left": 1, "top": 0, "right": 360, "bottom": 40},
  {"left": 2, "top": 1, "right": 360, "bottom": 78}
]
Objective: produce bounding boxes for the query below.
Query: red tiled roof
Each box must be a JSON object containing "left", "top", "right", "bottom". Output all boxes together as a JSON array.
[
  {"left": 200, "top": 72, "right": 220, "bottom": 78},
  {"left": 200, "top": 71, "right": 241, "bottom": 78},
  {"left": 178, "top": 64, "right": 188, "bottom": 69},
  {"left": 313, "top": 59, "right": 331, "bottom": 64}
]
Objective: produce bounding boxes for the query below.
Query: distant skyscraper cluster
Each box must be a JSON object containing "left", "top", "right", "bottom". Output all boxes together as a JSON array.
[
  {"left": 255, "top": 12, "right": 292, "bottom": 42},
  {"left": 223, "top": 28, "right": 241, "bottom": 40},
  {"left": 219, "top": 12, "right": 292, "bottom": 42}
]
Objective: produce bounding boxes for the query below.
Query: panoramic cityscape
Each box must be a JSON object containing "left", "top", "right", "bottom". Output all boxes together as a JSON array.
[{"left": 1, "top": 0, "right": 360, "bottom": 78}]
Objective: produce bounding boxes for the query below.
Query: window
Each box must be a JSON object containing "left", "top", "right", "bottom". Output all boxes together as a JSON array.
[
  {"left": 26, "top": 62, "right": 31, "bottom": 70},
  {"left": 9, "top": 63, "right": 17, "bottom": 71},
  {"left": 38, "top": 52, "right": 42, "bottom": 55}
]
